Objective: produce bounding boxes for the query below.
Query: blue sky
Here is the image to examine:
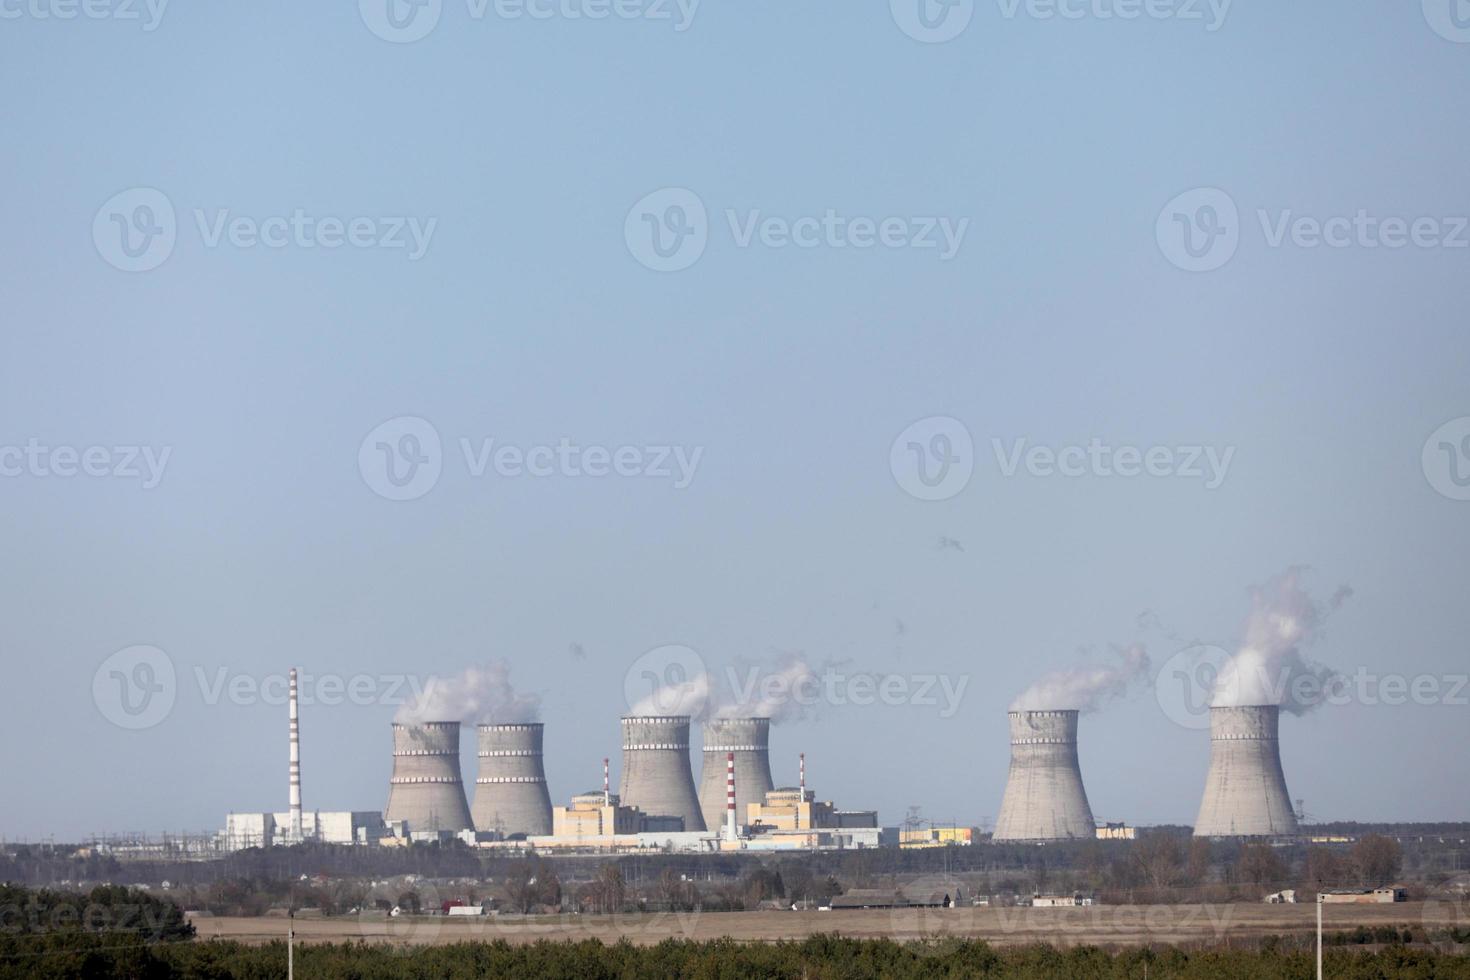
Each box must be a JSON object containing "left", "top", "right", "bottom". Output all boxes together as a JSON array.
[{"left": 1, "top": 1, "right": 1468, "bottom": 840}]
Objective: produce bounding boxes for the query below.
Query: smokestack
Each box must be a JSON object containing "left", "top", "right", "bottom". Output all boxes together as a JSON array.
[
  {"left": 1193, "top": 705, "right": 1300, "bottom": 837},
  {"left": 993, "top": 710, "right": 1096, "bottom": 841},
  {"left": 471, "top": 723, "right": 552, "bottom": 837},
  {"left": 619, "top": 716, "right": 706, "bottom": 832},
  {"left": 799, "top": 752, "right": 805, "bottom": 793},
  {"left": 725, "top": 751, "right": 737, "bottom": 841},
  {"left": 603, "top": 757, "right": 610, "bottom": 805},
  {"left": 384, "top": 722, "right": 474, "bottom": 833},
  {"left": 288, "top": 668, "right": 303, "bottom": 841},
  {"left": 698, "top": 717, "right": 775, "bottom": 834}
]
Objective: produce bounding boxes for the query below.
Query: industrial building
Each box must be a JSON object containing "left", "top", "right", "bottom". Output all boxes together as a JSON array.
[
  {"left": 618, "top": 715, "right": 706, "bottom": 832},
  {"left": 899, "top": 826, "right": 977, "bottom": 848},
  {"left": 993, "top": 710, "right": 1097, "bottom": 841},
  {"left": 384, "top": 722, "right": 475, "bottom": 834},
  {"left": 221, "top": 811, "right": 385, "bottom": 851},
  {"left": 471, "top": 722, "right": 553, "bottom": 838},
  {"left": 1193, "top": 705, "right": 1300, "bottom": 837},
  {"left": 697, "top": 717, "right": 776, "bottom": 834}
]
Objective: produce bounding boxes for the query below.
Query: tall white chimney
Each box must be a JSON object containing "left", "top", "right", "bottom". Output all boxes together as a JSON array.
[
  {"left": 288, "top": 668, "right": 303, "bottom": 840},
  {"left": 725, "top": 751, "right": 737, "bottom": 841}
]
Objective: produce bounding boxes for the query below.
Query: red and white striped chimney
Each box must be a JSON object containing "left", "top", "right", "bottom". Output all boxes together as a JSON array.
[
  {"left": 603, "top": 757, "right": 610, "bottom": 806},
  {"left": 725, "top": 751, "right": 737, "bottom": 840},
  {"left": 288, "top": 668, "right": 303, "bottom": 840},
  {"left": 799, "top": 752, "right": 806, "bottom": 794}
]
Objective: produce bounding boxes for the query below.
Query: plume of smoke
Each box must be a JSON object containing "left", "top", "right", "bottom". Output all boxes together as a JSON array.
[
  {"left": 1010, "top": 643, "right": 1151, "bottom": 713},
  {"left": 1212, "top": 567, "right": 1351, "bottom": 713},
  {"left": 396, "top": 661, "right": 540, "bottom": 725},
  {"left": 713, "top": 653, "right": 821, "bottom": 724},
  {"left": 627, "top": 670, "right": 711, "bottom": 718}
]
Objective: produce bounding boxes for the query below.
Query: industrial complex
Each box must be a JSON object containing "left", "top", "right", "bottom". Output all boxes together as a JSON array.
[{"left": 216, "top": 666, "right": 1320, "bottom": 854}]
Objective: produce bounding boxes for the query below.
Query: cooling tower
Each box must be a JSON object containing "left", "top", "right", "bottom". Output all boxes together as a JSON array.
[
  {"left": 471, "top": 723, "right": 553, "bottom": 837},
  {"left": 697, "top": 717, "right": 775, "bottom": 833},
  {"left": 1193, "top": 705, "right": 1299, "bottom": 837},
  {"left": 619, "top": 716, "right": 706, "bottom": 832},
  {"left": 384, "top": 722, "right": 474, "bottom": 833},
  {"left": 992, "top": 710, "right": 1096, "bottom": 841}
]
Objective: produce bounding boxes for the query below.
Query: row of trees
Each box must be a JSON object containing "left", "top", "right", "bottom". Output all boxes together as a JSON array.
[{"left": 3, "top": 933, "right": 1467, "bottom": 980}]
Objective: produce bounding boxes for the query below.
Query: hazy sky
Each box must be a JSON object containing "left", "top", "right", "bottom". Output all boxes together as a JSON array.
[{"left": 2, "top": 1, "right": 1468, "bottom": 841}]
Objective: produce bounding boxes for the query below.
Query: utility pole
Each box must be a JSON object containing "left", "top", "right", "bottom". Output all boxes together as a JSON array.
[
  {"left": 288, "top": 909, "right": 295, "bottom": 980},
  {"left": 1316, "top": 892, "right": 1323, "bottom": 980}
]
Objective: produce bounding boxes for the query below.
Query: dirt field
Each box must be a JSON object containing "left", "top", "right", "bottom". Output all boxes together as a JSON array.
[{"left": 192, "top": 902, "right": 1463, "bottom": 948}]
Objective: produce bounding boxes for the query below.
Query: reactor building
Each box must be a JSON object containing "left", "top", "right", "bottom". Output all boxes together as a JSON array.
[
  {"left": 384, "top": 722, "right": 474, "bottom": 833},
  {"left": 471, "top": 722, "right": 553, "bottom": 837},
  {"left": 992, "top": 709, "right": 1097, "bottom": 841},
  {"left": 1193, "top": 704, "right": 1299, "bottom": 837},
  {"left": 697, "top": 717, "right": 776, "bottom": 835},
  {"left": 619, "top": 715, "right": 706, "bottom": 832}
]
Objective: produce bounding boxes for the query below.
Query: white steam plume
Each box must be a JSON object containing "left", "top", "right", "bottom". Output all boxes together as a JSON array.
[
  {"left": 1010, "top": 643, "right": 1151, "bottom": 713},
  {"left": 396, "top": 661, "right": 540, "bottom": 725},
  {"left": 627, "top": 671, "right": 711, "bottom": 718},
  {"left": 1212, "top": 567, "right": 1351, "bottom": 713},
  {"left": 714, "top": 653, "right": 821, "bottom": 724}
]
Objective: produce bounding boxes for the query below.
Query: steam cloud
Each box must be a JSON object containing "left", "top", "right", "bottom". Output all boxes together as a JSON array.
[
  {"left": 396, "top": 661, "right": 540, "bottom": 725},
  {"left": 1211, "top": 567, "right": 1351, "bottom": 713},
  {"left": 627, "top": 670, "right": 711, "bottom": 718},
  {"left": 713, "top": 653, "right": 821, "bottom": 724},
  {"left": 1010, "top": 643, "right": 1152, "bottom": 713}
]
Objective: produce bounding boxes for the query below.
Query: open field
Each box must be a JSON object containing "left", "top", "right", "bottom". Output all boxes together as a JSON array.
[{"left": 193, "top": 901, "right": 1466, "bottom": 948}]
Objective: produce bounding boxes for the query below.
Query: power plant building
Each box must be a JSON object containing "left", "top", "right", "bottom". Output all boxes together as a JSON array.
[
  {"left": 618, "top": 716, "right": 706, "bottom": 832},
  {"left": 993, "top": 710, "right": 1097, "bottom": 841},
  {"left": 384, "top": 722, "right": 475, "bottom": 833},
  {"left": 1193, "top": 705, "right": 1300, "bottom": 837},
  {"left": 697, "top": 717, "right": 775, "bottom": 835},
  {"left": 472, "top": 723, "right": 553, "bottom": 837}
]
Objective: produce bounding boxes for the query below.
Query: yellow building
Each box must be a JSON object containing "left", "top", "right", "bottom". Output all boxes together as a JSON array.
[
  {"left": 552, "top": 792, "right": 642, "bottom": 839},
  {"left": 1095, "top": 823, "right": 1137, "bottom": 841},
  {"left": 746, "top": 788, "right": 834, "bottom": 831},
  {"left": 899, "top": 826, "right": 976, "bottom": 848}
]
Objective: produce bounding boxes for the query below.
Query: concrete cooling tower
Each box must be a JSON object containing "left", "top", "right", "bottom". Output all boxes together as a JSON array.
[
  {"left": 619, "top": 716, "right": 706, "bottom": 832},
  {"left": 1193, "top": 705, "right": 1299, "bottom": 837},
  {"left": 471, "top": 723, "right": 553, "bottom": 837},
  {"left": 697, "top": 717, "right": 775, "bottom": 833},
  {"left": 384, "top": 722, "right": 474, "bottom": 833},
  {"left": 993, "top": 710, "right": 1096, "bottom": 841}
]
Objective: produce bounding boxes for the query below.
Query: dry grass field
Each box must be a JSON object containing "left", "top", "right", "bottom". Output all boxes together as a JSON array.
[{"left": 192, "top": 901, "right": 1462, "bottom": 948}]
